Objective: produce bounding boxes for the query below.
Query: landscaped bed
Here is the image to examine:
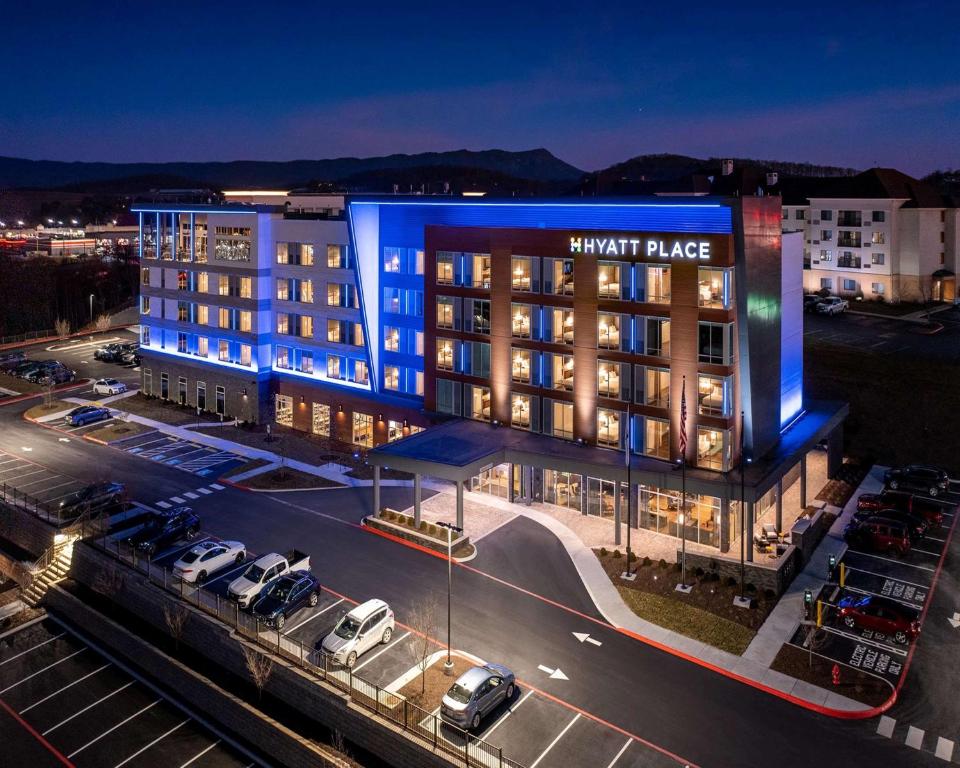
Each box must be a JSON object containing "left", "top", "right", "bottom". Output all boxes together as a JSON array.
[
  {"left": 219, "top": 457, "right": 272, "bottom": 480},
  {"left": 815, "top": 460, "right": 869, "bottom": 509},
  {"left": 595, "top": 549, "right": 779, "bottom": 655},
  {"left": 396, "top": 655, "right": 472, "bottom": 718},
  {"left": 84, "top": 421, "right": 155, "bottom": 444},
  {"left": 770, "top": 641, "right": 893, "bottom": 707},
  {"left": 0, "top": 372, "right": 42, "bottom": 395},
  {"left": 369, "top": 512, "right": 475, "bottom": 559},
  {"left": 346, "top": 465, "right": 413, "bottom": 481},
  {"left": 117, "top": 393, "right": 205, "bottom": 426},
  {"left": 24, "top": 400, "right": 73, "bottom": 419},
  {"left": 240, "top": 466, "right": 345, "bottom": 490}
]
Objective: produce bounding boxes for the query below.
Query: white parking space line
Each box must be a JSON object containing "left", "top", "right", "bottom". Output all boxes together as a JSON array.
[
  {"left": 844, "top": 566, "right": 930, "bottom": 590},
  {"left": 129, "top": 437, "right": 171, "bottom": 451},
  {"left": 43, "top": 681, "right": 135, "bottom": 735},
  {"left": 67, "top": 699, "right": 162, "bottom": 758},
  {"left": 529, "top": 713, "right": 580, "bottom": 768},
  {"left": 178, "top": 740, "right": 221, "bottom": 768},
  {"left": 935, "top": 737, "right": 955, "bottom": 762},
  {"left": 197, "top": 488, "right": 213, "bottom": 495},
  {"left": 205, "top": 561, "right": 252, "bottom": 585},
  {"left": 841, "top": 585, "right": 922, "bottom": 610},
  {"left": 155, "top": 500, "right": 172, "bottom": 509},
  {"left": 16, "top": 475, "right": 65, "bottom": 490},
  {"left": 480, "top": 688, "right": 534, "bottom": 740},
  {"left": 114, "top": 718, "right": 189, "bottom": 768},
  {"left": 155, "top": 537, "right": 212, "bottom": 562},
  {"left": 170, "top": 496, "right": 186, "bottom": 504},
  {"left": 209, "top": 483, "right": 225, "bottom": 490},
  {"left": 284, "top": 598, "right": 345, "bottom": 635},
  {"left": 46, "top": 487, "right": 88, "bottom": 503},
  {"left": 910, "top": 546, "right": 942, "bottom": 557},
  {"left": 0, "top": 467, "right": 46, "bottom": 480},
  {"left": 876, "top": 715, "right": 896, "bottom": 737},
  {"left": 34, "top": 479, "right": 81, "bottom": 496},
  {"left": 354, "top": 631, "right": 412, "bottom": 673},
  {"left": 605, "top": 738, "right": 633, "bottom": 768},
  {"left": 0, "top": 632, "right": 66, "bottom": 666},
  {"left": 848, "top": 550, "right": 936, "bottom": 573},
  {"left": 169, "top": 448, "right": 212, "bottom": 463},
  {"left": 924, "top": 535, "right": 947, "bottom": 543},
  {"left": 183, "top": 492, "right": 199, "bottom": 499},
  {"left": 821, "top": 626, "right": 907, "bottom": 656},
  {"left": 905, "top": 725, "right": 924, "bottom": 749},
  {"left": 20, "top": 663, "right": 111, "bottom": 713},
  {"left": 0, "top": 648, "right": 86, "bottom": 693}
]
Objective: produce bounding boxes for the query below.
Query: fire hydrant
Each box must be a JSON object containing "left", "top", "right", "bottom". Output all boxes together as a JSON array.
[{"left": 832, "top": 663, "right": 841, "bottom": 686}]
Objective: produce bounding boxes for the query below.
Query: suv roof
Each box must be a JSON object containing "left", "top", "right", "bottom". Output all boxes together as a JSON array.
[{"left": 345, "top": 598, "right": 388, "bottom": 622}]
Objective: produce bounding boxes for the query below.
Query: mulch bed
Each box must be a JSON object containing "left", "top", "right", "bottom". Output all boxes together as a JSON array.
[
  {"left": 242, "top": 467, "right": 345, "bottom": 490},
  {"left": 815, "top": 461, "right": 870, "bottom": 508},
  {"left": 84, "top": 421, "right": 154, "bottom": 443},
  {"left": 24, "top": 400, "right": 73, "bottom": 419},
  {"left": 347, "top": 465, "right": 413, "bottom": 481},
  {"left": 117, "top": 393, "right": 202, "bottom": 426},
  {"left": 397, "top": 656, "right": 472, "bottom": 720},
  {"left": 770, "top": 642, "right": 893, "bottom": 707}
]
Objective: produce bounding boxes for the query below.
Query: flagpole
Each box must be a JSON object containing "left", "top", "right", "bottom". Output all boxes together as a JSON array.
[
  {"left": 626, "top": 404, "right": 632, "bottom": 574},
  {"left": 679, "top": 376, "right": 688, "bottom": 590}
]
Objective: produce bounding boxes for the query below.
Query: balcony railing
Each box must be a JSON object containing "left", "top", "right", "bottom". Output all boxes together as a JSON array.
[{"left": 837, "top": 257, "right": 862, "bottom": 269}]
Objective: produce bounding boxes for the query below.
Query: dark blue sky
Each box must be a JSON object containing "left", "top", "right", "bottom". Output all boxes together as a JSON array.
[{"left": 3, "top": 1, "right": 958, "bottom": 174}]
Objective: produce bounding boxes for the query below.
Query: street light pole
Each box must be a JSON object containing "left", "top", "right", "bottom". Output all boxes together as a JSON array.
[
  {"left": 739, "top": 410, "right": 746, "bottom": 600},
  {"left": 436, "top": 520, "right": 463, "bottom": 675},
  {"left": 89, "top": 293, "right": 95, "bottom": 322}
]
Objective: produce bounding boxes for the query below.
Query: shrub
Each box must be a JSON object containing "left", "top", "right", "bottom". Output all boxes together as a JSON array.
[
  {"left": 612, "top": 549, "right": 622, "bottom": 559},
  {"left": 763, "top": 588, "right": 776, "bottom": 601},
  {"left": 628, "top": 552, "right": 637, "bottom": 563},
  {"left": 673, "top": 562, "right": 682, "bottom": 572},
  {"left": 694, "top": 567, "right": 705, "bottom": 578},
  {"left": 726, "top": 576, "right": 738, "bottom": 588},
  {"left": 419, "top": 520, "right": 428, "bottom": 531},
  {"left": 599, "top": 547, "right": 608, "bottom": 557},
  {"left": 642, "top": 556, "right": 651, "bottom": 567},
  {"left": 711, "top": 572, "right": 721, "bottom": 582},
  {"left": 745, "top": 583, "right": 757, "bottom": 595},
  {"left": 658, "top": 558, "right": 668, "bottom": 569},
  {"left": 428, "top": 524, "right": 438, "bottom": 536}
]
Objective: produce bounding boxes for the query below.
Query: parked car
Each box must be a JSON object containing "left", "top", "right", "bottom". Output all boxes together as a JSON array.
[
  {"left": 173, "top": 539, "right": 246, "bottom": 583},
  {"left": 837, "top": 594, "right": 920, "bottom": 644},
  {"left": 851, "top": 510, "right": 927, "bottom": 541},
  {"left": 251, "top": 572, "right": 321, "bottom": 629},
  {"left": 227, "top": 549, "right": 311, "bottom": 608},
  {"left": 816, "top": 296, "right": 849, "bottom": 315},
  {"left": 440, "top": 664, "right": 516, "bottom": 731},
  {"left": 857, "top": 490, "right": 945, "bottom": 527},
  {"left": 884, "top": 465, "right": 950, "bottom": 497},
  {"left": 94, "top": 344, "right": 123, "bottom": 362},
  {"left": 120, "top": 346, "right": 140, "bottom": 365},
  {"left": 66, "top": 405, "right": 111, "bottom": 427},
  {"left": 843, "top": 517, "right": 912, "bottom": 557},
  {"left": 803, "top": 295, "right": 824, "bottom": 313},
  {"left": 126, "top": 507, "right": 200, "bottom": 556},
  {"left": 0, "top": 351, "right": 26, "bottom": 371},
  {"left": 11, "top": 360, "right": 45, "bottom": 378},
  {"left": 39, "top": 366, "right": 76, "bottom": 385},
  {"left": 24, "top": 362, "right": 65, "bottom": 383},
  {"left": 92, "top": 378, "right": 128, "bottom": 396},
  {"left": 57, "top": 481, "right": 125, "bottom": 521},
  {"left": 320, "top": 599, "right": 395, "bottom": 668}
]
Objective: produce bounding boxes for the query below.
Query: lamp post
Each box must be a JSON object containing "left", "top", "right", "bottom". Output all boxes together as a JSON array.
[
  {"left": 89, "top": 293, "right": 95, "bottom": 322},
  {"left": 739, "top": 410, "right": 746, "bottom": 600},
  {"left": 436, "top": 520, "right": 463, "bottom": 675}
]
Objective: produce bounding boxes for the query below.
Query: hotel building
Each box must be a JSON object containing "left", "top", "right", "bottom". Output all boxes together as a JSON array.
[{"left": 133, "top": 194, "right": 846, "bottom": 560}]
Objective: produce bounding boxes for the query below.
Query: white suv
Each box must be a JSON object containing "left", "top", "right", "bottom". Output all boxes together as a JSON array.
[{"left": 321, "top": 599, "right": 395, "bottom": 668}]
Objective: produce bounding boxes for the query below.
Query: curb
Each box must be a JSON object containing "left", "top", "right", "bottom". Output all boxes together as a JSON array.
[
  {"left": 0, "top": 324, "right": 137, "bottom": 352},
  {"left": 1, "top": 379, "right": 92, "bottom": 408},
  {"left": 361, "top": 518, "right": 476, "bottom": 562}
]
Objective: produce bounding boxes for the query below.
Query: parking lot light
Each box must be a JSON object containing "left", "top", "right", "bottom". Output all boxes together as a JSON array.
[{"left": 436, "top": 520, "right": 463, "bottom": 676}]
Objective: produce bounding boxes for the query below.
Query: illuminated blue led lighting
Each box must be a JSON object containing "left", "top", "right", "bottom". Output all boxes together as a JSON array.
[
  {"left": 271, "top": 365, "right": 372, "bottom": 391},
  {"left": 141, "top": 344, "right": 267, "bottom": 374},
  {"left": 780, "top": 408, "right": 806, "bottom": 434}
]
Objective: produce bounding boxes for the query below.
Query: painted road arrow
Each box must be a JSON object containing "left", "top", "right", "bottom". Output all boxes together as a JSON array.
[
  {"left": 572, "top": 632, "right": 602, "bottom": 646},
  {"left": 948, "top": 612, "right": 960, "bottom": 629},
  {"left": 537, "top": 664, "right": 569, "bottom": 681}
]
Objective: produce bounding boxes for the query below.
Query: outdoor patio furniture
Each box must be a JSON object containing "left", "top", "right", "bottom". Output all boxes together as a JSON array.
[
  {"left": 754, "top": 535, "right": 771, "bottom": 553},
  {"left": 762, "top": 523, "right": 781, "bottom": 543}
]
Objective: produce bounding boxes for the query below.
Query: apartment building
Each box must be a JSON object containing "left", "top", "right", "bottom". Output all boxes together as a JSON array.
[{"left": 780, "top": 168, "right": 960, "bottom": 302}]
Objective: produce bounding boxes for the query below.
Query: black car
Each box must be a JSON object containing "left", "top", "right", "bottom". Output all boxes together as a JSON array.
[
  {"left": 0, "top": 351, "right": 25, "bottom": 371},
  {"left": 13, "top": 360, "right": 47, "bottom": 378},
  {"left": 39, "top": 365, "right": 76, "bottom": 385},
  {"left": 24, "top": 361, "right": 65, "bottom": 383},
  {"left": 94, "top": 344, "right": 123, "bottom": 362},
  {"left": 126, "top": 507, "right": 200, "bottom": 556},
  {"left": 57, "top": 481, "right": 126, "bottom": 521},
  {"left": 251, "top": 572, "right": 320, "bottom": 629},
  {"left": 851, "top": 509, "right": 927, "bottom": 541},
  {"left": 803, "top": 295, "right": 824, "bottom": 313},
  {"left": 884, "top": 465, "right": 950, "bottom": 497}
]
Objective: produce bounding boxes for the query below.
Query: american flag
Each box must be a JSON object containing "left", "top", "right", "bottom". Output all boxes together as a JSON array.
[{"left": 679, "top": 377, "right": 687, "bottom": 456}]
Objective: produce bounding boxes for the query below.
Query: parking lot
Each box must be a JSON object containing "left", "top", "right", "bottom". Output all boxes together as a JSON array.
[
  {"left": 119, "top": 433, "right": 247, "bottom": 477},
  {"left": 0, "top": 618, "right": 260, "bottom": 767},
  {"left": 37, "top": 332, "right": 142, "bottom": 401},
  {"left": 0, "top": 446, "right": 96, "bottom": 516}
]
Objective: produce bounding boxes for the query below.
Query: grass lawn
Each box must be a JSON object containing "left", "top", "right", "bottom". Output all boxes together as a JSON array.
[
  {"left": 84, "top": 421, "right": 154, "bottom": 443},
  {"left": 241, "top": 467, "right": 344, "bottom": 490},
  {"left": 24, "top": 400, "right": 73, "bottom": 419}
]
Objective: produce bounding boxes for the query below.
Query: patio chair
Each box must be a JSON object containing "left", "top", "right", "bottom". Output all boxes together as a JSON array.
[{"left": 754, "top": 535, "right": 771, "bottom": 554}]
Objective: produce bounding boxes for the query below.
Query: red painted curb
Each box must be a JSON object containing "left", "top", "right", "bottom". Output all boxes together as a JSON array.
[
  {"left": 0, "top": 695, "right": 75, "bottom": 767},
  {"left": 0, "top": 379, "right": 92, "bottom": 407},
  {"left": 361, "top": 519, "right": 452, "bottom": 561}
]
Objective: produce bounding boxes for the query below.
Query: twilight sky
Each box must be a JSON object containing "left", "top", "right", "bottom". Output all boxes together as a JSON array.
[{"left": 2, "top": 0, "right": 959, "bottom": 174}]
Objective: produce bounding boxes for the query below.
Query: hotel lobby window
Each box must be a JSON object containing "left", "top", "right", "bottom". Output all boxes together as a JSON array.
[
  {"left": 646, "top": 265, "right": 671, "bottom": 304},
  {"left": 275, "top": 395, "right": 293, "bottom": 427},
  {"left": 544, "top": 469, "right": 581, "bottom": 511},
  {"left": 586, "top": 478, "right": 617, "bottom": 518},
  {"left": 512, "top": 348, "right": 531, "bottom": 383},
  {"left": 437, "top": 251, "right": 455, "bottom": 284},
  {"left": 597, "top": 262, "right": 621, "bottom": 299},
  {"left": 384, "top": 365, "right": 400, "bottom": 391},
  {"left": 698, "top": 322, "right": 735, "bottom": 365},
  {"left": 352, "top": 412, "right": 373, "bottom": 447},
  {"left": 512, "top": 303, "right": 532, "bottom": 338},
  {"left": 698, "top": 267, "right": 732, "bottom": 309},
  {"left": 645, "top": 367, "right": 670, "bottom": 408},
  {"left": 385, "top": 326, "right": 400, "bottom": 352},
  {"left": 549, "top": 258, "right": 575, "bottom": 295},
  {"left": 469, "top": 385, "right": 491, "bottom": 421},
  {"left": 597, "top": 360, "right": 621, "bottom": 399},
  {"left": 551, "top": 401, "right": 574, "bottom": 439},
  {"left": 637, "top": 486, "right": 721, "bottom": 548},
  {"left": 311, "top": 403, "right": 330, "bottom": 437},
  {"left": 437, "top": 297, "right": 455, "bottom": 329},
  {"left": 552, "top": 354, "right": 574, "bottom": 391},
  {"left": 512, "top": 256, "right": 534, "bottom": 292},
  {"left": 552, "top": 308, "right": 574, "bottom": 344},
  {"left": 597, "top": 408, "right": 621, "bottom": 448},
  {"left": 697, "top": 427, "right": 730, "bottom": 471},
  {"left": 511, "top": 393, "right": 532, "bottom": 429},
  {"left": 472, "top": 463, "right": 510, "bottom": 499},
  {"left": 471, "top": 253, "right": 492, "bottom": 289},
  {"left": 437, "top": 338, "right": 455, "bottom": 371},
  {"left": 698, "top": 374, "right": 731, "bottom": 417},
  {"left": 644, "top": 317, "right": 671, "bottom": 357},
  {"left": 644, "top": 417, "right": 670, "bottom": 459},
  {"left": 597, "top": 313, "right": 621, "bottom": 350}
]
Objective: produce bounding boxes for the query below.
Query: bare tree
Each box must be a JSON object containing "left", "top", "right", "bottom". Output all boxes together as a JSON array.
[
  {"left": 407, "top": 593, "right": 440, "bottom": 696},
  {"left": 54, "top": 318, "right": 71, "bottom": 339},
  {"left": 42, "top": 379, "right": 56, "bottom": 409},
  {"left": 95, "top": 313, "right": 111, "bottom": 333},
  {"left": 163, "top": 603, "right": 190, "bottom": 651},
  {"left": 241, "top": 644, "right": 274, "bottom": 701}
]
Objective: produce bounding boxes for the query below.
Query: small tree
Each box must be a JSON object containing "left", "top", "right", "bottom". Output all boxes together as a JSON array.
[
  {"left": 163, "top": 603, "right": 190, "bottom": 651},
  {"left": 407, "top": 593, "right": 440, "bottom": 696},
  {"left": 241, "top": 644, "right": 274, "bottom": 701},
  {"left": 42, "top": 379, "right": 56, "bottom": 409},
  {"left": 95, "top": 313, "right": 111, "bottom": 333},
  {"left": 54, "top": 318, "right": 70, "bottom": 339}
]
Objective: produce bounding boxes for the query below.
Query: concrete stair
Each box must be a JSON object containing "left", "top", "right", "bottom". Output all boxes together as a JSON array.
[{"left": 22, "top": 546, "right": 72, "bottom": 608}]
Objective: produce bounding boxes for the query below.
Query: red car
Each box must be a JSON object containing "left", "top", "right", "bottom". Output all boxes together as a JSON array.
[
  {"left": 837, "top": 594, "right": 920, "bottom": 644},
  {"left": 857, "top": 490, "right": 945, "bottom": 527},
  {"left": 843, "top": 518, "right": 911, "bottom": 557}
]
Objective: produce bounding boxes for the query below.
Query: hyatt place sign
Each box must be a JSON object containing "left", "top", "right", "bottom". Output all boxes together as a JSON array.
[{"left": 570, "top": 236, "right": 711, "bottom": 260}]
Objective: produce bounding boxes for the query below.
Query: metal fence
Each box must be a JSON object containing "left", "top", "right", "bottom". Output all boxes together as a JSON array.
[
  {"left": 0, "top": 328, "right": 56, "bottom": 347},
  {"left": 1, "top": 482, "right": 69, "bottom": 527},
  {"left": 90, "top": 535, "right": 524, "bottom": 768}
]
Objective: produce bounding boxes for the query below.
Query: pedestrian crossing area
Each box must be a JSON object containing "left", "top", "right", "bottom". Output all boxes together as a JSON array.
[
  {"left": 154, "top": 483, "right": 226, "bottom": 509},
  {"left": 876, "top": 715, "right": 956, "bottom": 762}
]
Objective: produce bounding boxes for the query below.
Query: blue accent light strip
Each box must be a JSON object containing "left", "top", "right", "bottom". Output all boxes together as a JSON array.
[
  {"left": 271, "top": 365, "right": 372, "bottom": 391},
  {"left": 141, "top": 344, "right": 268, "bottom": 375}
]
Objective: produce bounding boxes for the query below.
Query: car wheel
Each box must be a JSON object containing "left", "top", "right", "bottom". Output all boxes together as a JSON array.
[
  {"left": 471, "top": 713, "right": 481, "bottom": 731},
  {"left": 309, "top": 591, "right": 318, "bottom": 607},
  {"left": 894, "top": 630, "right": 909, "bottom": 645},
  {"left": 186, "top": 527, "right": 198, "bottom": 539},
  {"left": 843, "top": 615, "right": 856, "bottom": 629},
  {"left": 890, "top": 546, "right": 903, "bottom": 558},
  {"left": 506, "top": 683, "right": 515, "bottom": 699},
  {"left": 276, "top": 613, "right": 285, "bottom": 630},
  {"left": 346, "top": 651, "right": 357, "bottom": 668},
  {"left": 235, "top": 552, "right": 245, "bottom": 564},
  {"left": 889, "top": 480, "right": 899, "bottom": 490},
  {"left": 197, "top": 571, "right": 207, "bottom": 584},
  {"left": 381, "top": 626, "right": 392, "bottom": 644},
  {"left": 929, "top": 487, "right": 939, "bottom": 498}
]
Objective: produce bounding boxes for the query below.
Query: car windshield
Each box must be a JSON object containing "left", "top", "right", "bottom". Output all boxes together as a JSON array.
[
  {"left": 268, "top": 582, "right": 293, "bottom": 599},
  {"left": 105, "top": 379, "right": 118, "bottom": 385},
  {"left": 244, "top": 564, "right": 265, "bottom": 582},
  {"left": 447, "top": 684, "right": 472, "bottom": 704},
  {"left": 180, "top": 550, "right": 201, "bottom": 564},
  {"left": 335, "top": 616, "right": 361, "bottom": 639}
]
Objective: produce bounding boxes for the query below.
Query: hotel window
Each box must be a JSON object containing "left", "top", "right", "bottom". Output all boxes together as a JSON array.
[
  {"left": 384, "top": 365, "right": 400, "bottom": 391},
  {"left": 415, "top": 331, "right": 424, "bottom": 356},
  {"left": 388, "top": 420, "right": 405, "bottom": 442},
  {"left": 276, "top": 280, "right": 290, "bottom": 301},
  {"left": 470, "top": 253, "right": 492, "bottom": 289},
  {"left": 383, "top": 288, "right": 400, "bottom": 313},
  {"left": 160, "top": 372, "right": 168, "bottom": 399},
  {"left": 415, "top": 249, "right": 425, "bottom": 275},
  {"left": 218, "top": 274, "right": 229, "bottom": 296},
  {"left": 197, "top": 272, "right": 209, "bottom": 293},
  {"left": 645, "top": 367, "right": 670, "bottom": 408},
  {"left": 643, "top": 317, "right": 670, "bottom": 357},
  {"left": 219, "top": 340, "right": 230, "bottom": 362},
  {"left": 436, "top": 379, "right": 461, "bottom": 416},
  {"left": 512, "top": 256, "right": 535, "bottom": 292},
  {"left": 177, "top": 376, "right": 187, "bottom": 404},
  {"left": 312, "top": 403, "right": 330, "bottom": 437},
  {"left": 547, "top": 258, "right": 575, "bottom": 295},
  {"left": 552, "top": 354, "right": 574, "bottom": 391},
  {"left": 276, "top": 346, "right": 290, "bottom": 369},
  {"left": 141, "top": 326, "right": 150, "bottom": 345},
  {"left": 819, "top": 250, "right": 833, "bottom": 262},
  {"left": 140, "top": 295, "right": 150, "bottom": 315},
  {"left": 197, "top": 336, "right": 209, "bottom": 358},
  {"left": 872, "top": 252, "right": 885, "bottom": 265},
  {"left": 352, "top": 412, "right": 374, "bottom": 448},
  {"left": 597, "top": 360, "right": 625, "bottom": 400},
  {"left": 326, "top": 354, "right": 342, "bottom": 380},
  {"left": 511, "top": 393, "right": 533, "bottom": 430},
  {"left": 512, "top": 348, "right": 531, "bottom": 383},
  {"left": 177, "top": 270, "right": 188, "bottom": 290},
  {"left": 838, "top": 210, "right": 862, "bottom": 227},
  {"left": 552, "top": 308, "right": 574, "bottom": 345},
  {"left": 327, "top": 244, "right": 349, "bottom": 268},
  {"left": 698, "top": 322, "right": 735, "bottom": 365},
  {"left": 352, "top": 323, "right": 364, "bottom": 346},
  {"left": 795, "top": 209, "right": 806, "bottom": 220},
  {"left": 646, "top": 265, "right": 671, "bottom": 304},
  {"left": 196, "top": 382, "right": 206, "bottom": 411},
  {"left": 216, "top": 238, "right": 250, "bottom": 262},
  {"left": 383, "top": 247, "right": 401, "bottom": 273},
  {"left": 512, "top": 303, "right": 532, "bottom": 338},
  {"left": 597, "top": 313, "right": 622, "bottom": 350},
  {"left": 467, "top": 299, "right": 491, "bottom": 335},
  {"left": 218, "top": 308, "right": 230, "bottom": 329},
  {"left": 327, "top": 283, "right": 342, "bottom": 307},
  {"left": 697, "top": 427, "right": 730, "bottom": 471},
  {"left": 872, "top": 282, "right": 885, "bottom": 295},
  {"left": 327, "top": 319, "right": 341, "bottom": 343},
  {"left": 300, "top": 279, "right": 313, "bottom": 303},
  {"left": 842, "top": 279, "right": 858, "bottom": 292},
  {"left": 239, "top": 276, "right": 252, "bottom": 299},
  {"left": 820, "top": 210, "right": 833, "bottom": 221},
  {"left": 597, "top": 262, "right": 621, "bottom": 299},
  {"left": 871, "top": 232, "right": 886, "bottom": 245},
  {"left": 437, "top": 338, "right": 455, "bottom": 371},
  {"left": 177, "top": 332, "right": 187, "bottom": 353},
  {"left": 299, "top": 315, "right": 313, "bottom": 338},
  {"left": 872, "top": 211, "right": 886, "bottom": 223},
  {"left": 300, "top": 244, "right": 314, "bottom": 266},
  {"left": 644, "top": 417, "right": 670, "bottom": 459},
  {"left": 464, "top": 342, "right": 491, "bottom": 378},
  {"left": 469, "top": 385, "right": 491, "bottom": 421},
  {"left": 239, "top": 311, "right": 252, "bottom": 333},
  {"left": 820, "top": 230, "right": 833, "bottom": 242},
  {"left": 195, "top": 304, "right": 207, "bottom": 325},
  {"left": 240, "top": 344, "right": 252, "bottom": 366},
  {"left": 215, "top": 385, "right": 225, "bottom": 415},
  {"left": 276, "top": 313, "right": 289, "bottom": 335},
  {"left": 437, "top": 251, "right": 455, "bottom": 285},
  {"left": 698, "top": 267, "right": 732, "bottom": 309},
  {"left": 275, "top": 395, "right": 293, "bottom": 427},
  {"left": 820, "top": 277, "right": 833, "bottom": 290},
  {"left": 415, "top": 371, "right": 424, "bottom": 395},
  {"left": 385, "top": 326, "right": 400, "bottom": 352},
  {"left": 354, "top": 360, "right": 369, "bottom": 385},
  {"left": 698, "top": 374, "right": 731, "bottom": 417},
  {"left": 277, "top": 242, "right": 313, "bottom": 266},
  {"left": 141, "top": 267, "right": 150, "bottom": 286},
  {"left": 597, "top": 408, "right": 621, "bottom": 448},
  {"left": 437, "top": 297, "right": 455, "bottom": 329},
  {"left": 551, "top": 401, "right": 574, "bottom": 440}
]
